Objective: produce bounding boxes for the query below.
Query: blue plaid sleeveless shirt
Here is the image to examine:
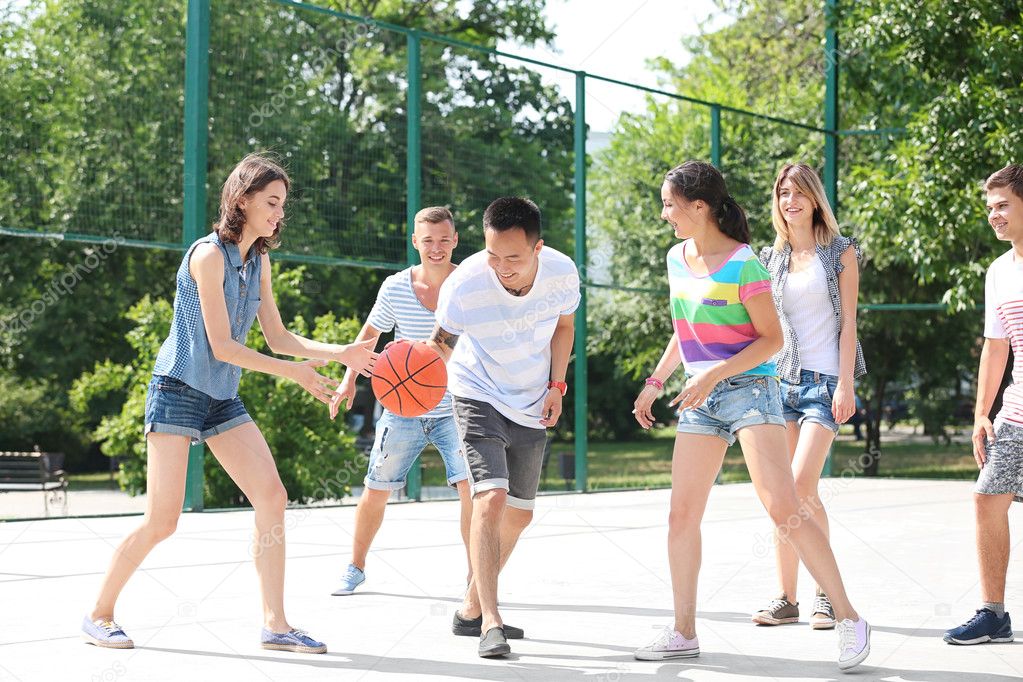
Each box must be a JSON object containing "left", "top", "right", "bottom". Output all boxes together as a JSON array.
[{"left": 152, "top": 232, "right": 263, "bottom": 399}]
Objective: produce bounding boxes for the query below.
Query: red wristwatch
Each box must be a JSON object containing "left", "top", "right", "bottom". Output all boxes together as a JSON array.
[{"left": 548, "top": 380, "right": 568, "bottom": 396}]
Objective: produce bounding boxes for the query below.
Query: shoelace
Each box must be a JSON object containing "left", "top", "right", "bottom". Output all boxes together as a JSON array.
[
  {"left": 98, "top": 620, "right": 124, "bottom": 636},
  {"left": 765, "top": 598, "right": 790, "bottom": 614},
  {"left": 963, "top": 610, "right": 988, "bottom": 629},
  {"left": 813, "top": 595, "right": 833, "bottom": 615},
  {"left": 837, "top": 620, "right": 858, "bottom": 651},
  {"left": 652, "top": 626, "right": 676, "bottom": 649}
]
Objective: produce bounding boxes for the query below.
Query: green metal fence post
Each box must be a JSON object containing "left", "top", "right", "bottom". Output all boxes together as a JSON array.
[
  {"left": 405, "top": 29, "right": 423, "bottom": 501},
  {"left": 822, "top": 0, "right": 839, "bottom": 477},
  {"left": 573, "top": 71, "right": 588, "bottom": 493},
  {"left": 181, "top": 0, "right": 210, "bottom": 512},
  {"left": 710, "top": 104, "right": 721, "bottom": 168}
]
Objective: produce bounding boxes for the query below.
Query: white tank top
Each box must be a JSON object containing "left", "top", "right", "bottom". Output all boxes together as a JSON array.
[{"left": 782, "top": 256, "right": 839, "bottom": 375}]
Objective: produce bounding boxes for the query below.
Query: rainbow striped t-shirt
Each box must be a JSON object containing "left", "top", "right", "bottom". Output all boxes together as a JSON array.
[{"left": 667, "top": 240, "right": 776, "bottom": 376}]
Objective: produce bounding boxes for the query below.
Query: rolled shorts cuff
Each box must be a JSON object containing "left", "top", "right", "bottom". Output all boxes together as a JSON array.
[
  {"left": 362, "top": 477, "right": 407, "bottom": 491},
  {"left": 200, "top": 414, "right": 253, "bottom": 441},
  {"left": 676, "top": 422, "right": 736, "bottom": 446},
  {"left": 470, "top": 477, "right": 509, "bottom": 497},
  {"left": 795, "top": 413, "right": 839, "bottom": 433},
  {"left": 732, "top": 413, "right": 786, "bottom": 433},
  {"left": 447, "top": 472, "right": 470, "bottom": 486},
  {"left": 506, "top": 494, "right": 535, "bottom": 511},
  {"left": 145, "top": 422, "right": 202, "bottom": 444}
]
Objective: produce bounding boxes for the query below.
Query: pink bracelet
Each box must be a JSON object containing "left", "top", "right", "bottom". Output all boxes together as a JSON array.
[{"left": 645, "top": 377, "right": 664, "bottom": 390}]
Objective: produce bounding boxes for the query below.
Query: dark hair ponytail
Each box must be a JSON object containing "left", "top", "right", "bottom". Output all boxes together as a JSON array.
[{"left": 664, "top": 161, "right": 750, "bottom": 243}]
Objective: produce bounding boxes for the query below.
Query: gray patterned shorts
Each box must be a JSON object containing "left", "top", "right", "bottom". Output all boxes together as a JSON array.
[{"left": 976, "top": 419, "right": 1023, "bottom": 503}]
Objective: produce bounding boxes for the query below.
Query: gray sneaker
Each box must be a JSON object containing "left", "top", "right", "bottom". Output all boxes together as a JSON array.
[
  {"left": 752, "top": 596, "right": 799, "bottom": 625},
  {"left": 810, "top": 590, "right": 836, "bottom": 630}
]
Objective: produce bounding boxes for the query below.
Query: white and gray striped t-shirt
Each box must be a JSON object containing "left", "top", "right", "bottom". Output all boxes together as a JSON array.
[
  {"left": 367, "top": 267, "right": 452, "bottom": 418},
  {"left": 435, "top": 246, "right": 581, "bottom": 428}
]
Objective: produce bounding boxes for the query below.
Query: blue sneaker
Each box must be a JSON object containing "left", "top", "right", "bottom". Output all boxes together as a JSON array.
[
  {"left": 944, "top": 609, "right": 1014, "bottom": 645},
  {"left": 260, "top": 627, "right": 327, "bottom": 654},
  {"left": 81, "top": 616, "right": 134, "bottom": 649},
  {"left": 330, "top": 563, "right": 365, "bottom": 595}
]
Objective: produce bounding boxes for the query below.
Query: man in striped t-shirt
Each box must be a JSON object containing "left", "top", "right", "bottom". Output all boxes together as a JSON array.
[
  {"left": 945, "top": 165, "right": 1023, "bottom": 646},
  {"left": 327, "top": 207, "right": 471, "bottom": 596},
  {"left": 429, "top": 197, "right": 580, "bottom": 658}
]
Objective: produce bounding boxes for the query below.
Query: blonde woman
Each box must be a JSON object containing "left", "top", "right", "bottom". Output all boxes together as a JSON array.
[{"left": 753, "top": 162, "right": 866, "bottom": 630}]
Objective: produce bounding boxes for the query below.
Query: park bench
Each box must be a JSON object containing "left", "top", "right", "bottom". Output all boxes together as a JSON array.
[{"left": 0, "top": 448, "right": 69, "bottom": 517}]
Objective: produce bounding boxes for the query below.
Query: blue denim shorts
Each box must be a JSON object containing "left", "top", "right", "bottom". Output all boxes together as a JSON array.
[
  {"left": 781, "top": 370, "right": 839, "bottom": 433},
  {"left": 364, "top": 410, "right": 468, "bottom": 490},
  {"left": 676, "top": 374, "right": 785, "bottom": 445},
  {"left": 144, "top": 375, "right": 252, "bottom": 444}
]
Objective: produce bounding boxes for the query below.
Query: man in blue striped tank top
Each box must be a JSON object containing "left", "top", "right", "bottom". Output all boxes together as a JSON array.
[{"left": 328, "top": 207, "right": 472, "bottom": 596}]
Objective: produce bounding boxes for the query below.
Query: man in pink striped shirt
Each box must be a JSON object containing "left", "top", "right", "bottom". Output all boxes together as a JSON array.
[{"left": 945, "top": 164, "right": 1023, "bottom": 646}]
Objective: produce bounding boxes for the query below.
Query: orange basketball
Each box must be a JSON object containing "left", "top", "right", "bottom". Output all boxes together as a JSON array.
[{"left": 371, "top": 340, "right": 448, "bottom": 417}]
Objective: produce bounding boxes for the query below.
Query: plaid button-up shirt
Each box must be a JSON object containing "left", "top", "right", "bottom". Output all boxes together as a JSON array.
[{"left": 758, "top": 236, "right": 867, "bottom": 384}]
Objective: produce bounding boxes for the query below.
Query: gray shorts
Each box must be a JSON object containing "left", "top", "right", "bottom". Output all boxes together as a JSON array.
[
  {"left": 453, "top": 396, "right": 548, "bottom": 510},
  {"left": 977, "top": 419, "right": 1023, "bottom": 504}
]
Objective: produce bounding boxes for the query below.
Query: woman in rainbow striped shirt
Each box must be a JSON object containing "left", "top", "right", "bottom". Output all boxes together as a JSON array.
[{"left": 630, "top": 160, "right": 870, "bottom": 671}]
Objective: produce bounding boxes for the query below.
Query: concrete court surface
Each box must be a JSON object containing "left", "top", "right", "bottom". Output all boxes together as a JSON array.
[{"left": 1, "top": 479, "right": 1021, "bottom": 682}]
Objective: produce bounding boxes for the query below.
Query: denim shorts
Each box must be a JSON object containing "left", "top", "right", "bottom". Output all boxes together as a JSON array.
[
  {"left": 676, "top": 374, "right": 785, "bottom": 445},
  {"left": 781, "top": 370, "right": 839, "bottom": 433},
  {"left": 144, "top": 375, "right": 252, "bottom": 444},
  {"left": 453, "top": 396, "right": 548, "bottom": 510},
  {"left": 364, "top": 410, "right": 468, "bottom": 490}
]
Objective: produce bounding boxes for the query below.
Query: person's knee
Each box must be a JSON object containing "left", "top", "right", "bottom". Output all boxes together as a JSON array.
[
  {"left": 253, "top": 482, "right": 288, "bottom": 515},
  {"left": 974, "top": 492, "right": 1010, "bottom": 518},
  {"left": 793, "top": 477, "right": 821, "bottom": 509},
  {"left": 667, "top": 503, "right": 702, "bottom": 535},
  {"left": 765, "top": 497, "right": 802, "bottom": 530},
  {"left": 506, "top": 506, "right": 533, "bottom": 530},
  {"left": 473, "top": 489, "right": 507, "bottom": 520},
  {"left": 361, "top": 487, "right": 391, "bottom": 508},
  {"left": 143, "top": 514, "right": 179, "bottom": 542}
]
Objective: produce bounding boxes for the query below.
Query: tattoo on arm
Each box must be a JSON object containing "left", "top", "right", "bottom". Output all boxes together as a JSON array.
[{"left": 431, "top": 326, "right": 460, "bottom": 351}]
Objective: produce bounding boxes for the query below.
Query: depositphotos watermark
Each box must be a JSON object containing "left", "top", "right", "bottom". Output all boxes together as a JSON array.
[{"left": 0, "top": 233, "right": 124, "bottom": 336}]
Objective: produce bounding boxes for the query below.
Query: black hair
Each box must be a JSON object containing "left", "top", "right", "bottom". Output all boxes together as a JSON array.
[
  {"left": 664, "top": 161, "right": 750, "bottom": 243},
  {"left": 483, "top": 196, "right": 541, "bottom": 243}
]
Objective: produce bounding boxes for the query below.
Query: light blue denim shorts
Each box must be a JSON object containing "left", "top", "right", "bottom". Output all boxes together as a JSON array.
[
  {"left": 780, "top": 370, "right": 839, "bottom": 433},
  {"left": 364, "top": 410, "right": 468, "bottom": 490},
  {"left": 676, "top": 373, "right": 785, "bottom": 445}
]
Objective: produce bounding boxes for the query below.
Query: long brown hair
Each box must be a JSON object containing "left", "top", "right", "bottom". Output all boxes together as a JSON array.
[{"left": 214, "top": 153, "right": 290, "bottom": 254}]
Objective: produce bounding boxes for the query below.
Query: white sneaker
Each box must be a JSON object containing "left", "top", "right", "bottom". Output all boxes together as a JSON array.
[
  {"left": 837, "top": 617, "right": 870, "bottom": 670},
  {"left": 634, "top": 626, "right": 700, "bottom": 661}
]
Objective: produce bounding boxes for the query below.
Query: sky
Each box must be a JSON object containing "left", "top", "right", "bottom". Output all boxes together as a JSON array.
[{"left": 496, "top": 0, "right": 729, "bottom": 132}]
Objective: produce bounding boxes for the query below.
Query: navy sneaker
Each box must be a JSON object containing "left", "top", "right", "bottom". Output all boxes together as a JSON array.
[{"left": 944, "top": 609, "right": 1014, "bottom": 645}]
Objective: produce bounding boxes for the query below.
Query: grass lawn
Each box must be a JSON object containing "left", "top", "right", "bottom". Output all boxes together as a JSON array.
[
  {"left": 419, "top": 427, "right": 978, "bottom": 491},
  {"left": 67, "top": 471, "right": 120, "bottom": 491}
]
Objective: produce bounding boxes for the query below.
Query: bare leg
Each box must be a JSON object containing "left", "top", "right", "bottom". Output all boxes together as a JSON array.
[
  {"left": 775, "top": 423, "right": 835, "bottom": 599},
  {"left": 460, "top": 492, "right": 532, "bottom": 629},
  {"left": 739, "top": 424, "right": 859, "bottom": 622},
  {"left": 206, "top": 423, "right": 291, "bottom": 632},
  {"left": 350, "top": 487, "right": 391, "bottom": 570},
  {"left": 455, "top": 480, "right": 473, "bottom": 583},
  {"left": 89, "top": 433, "right": 190, "bottom": 621},
  {"left": 667, "top": 433, "right": 728, "bottom": 638},
  {"left": 975, "top": 492, "right": 1013, "bottom": 603}
]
